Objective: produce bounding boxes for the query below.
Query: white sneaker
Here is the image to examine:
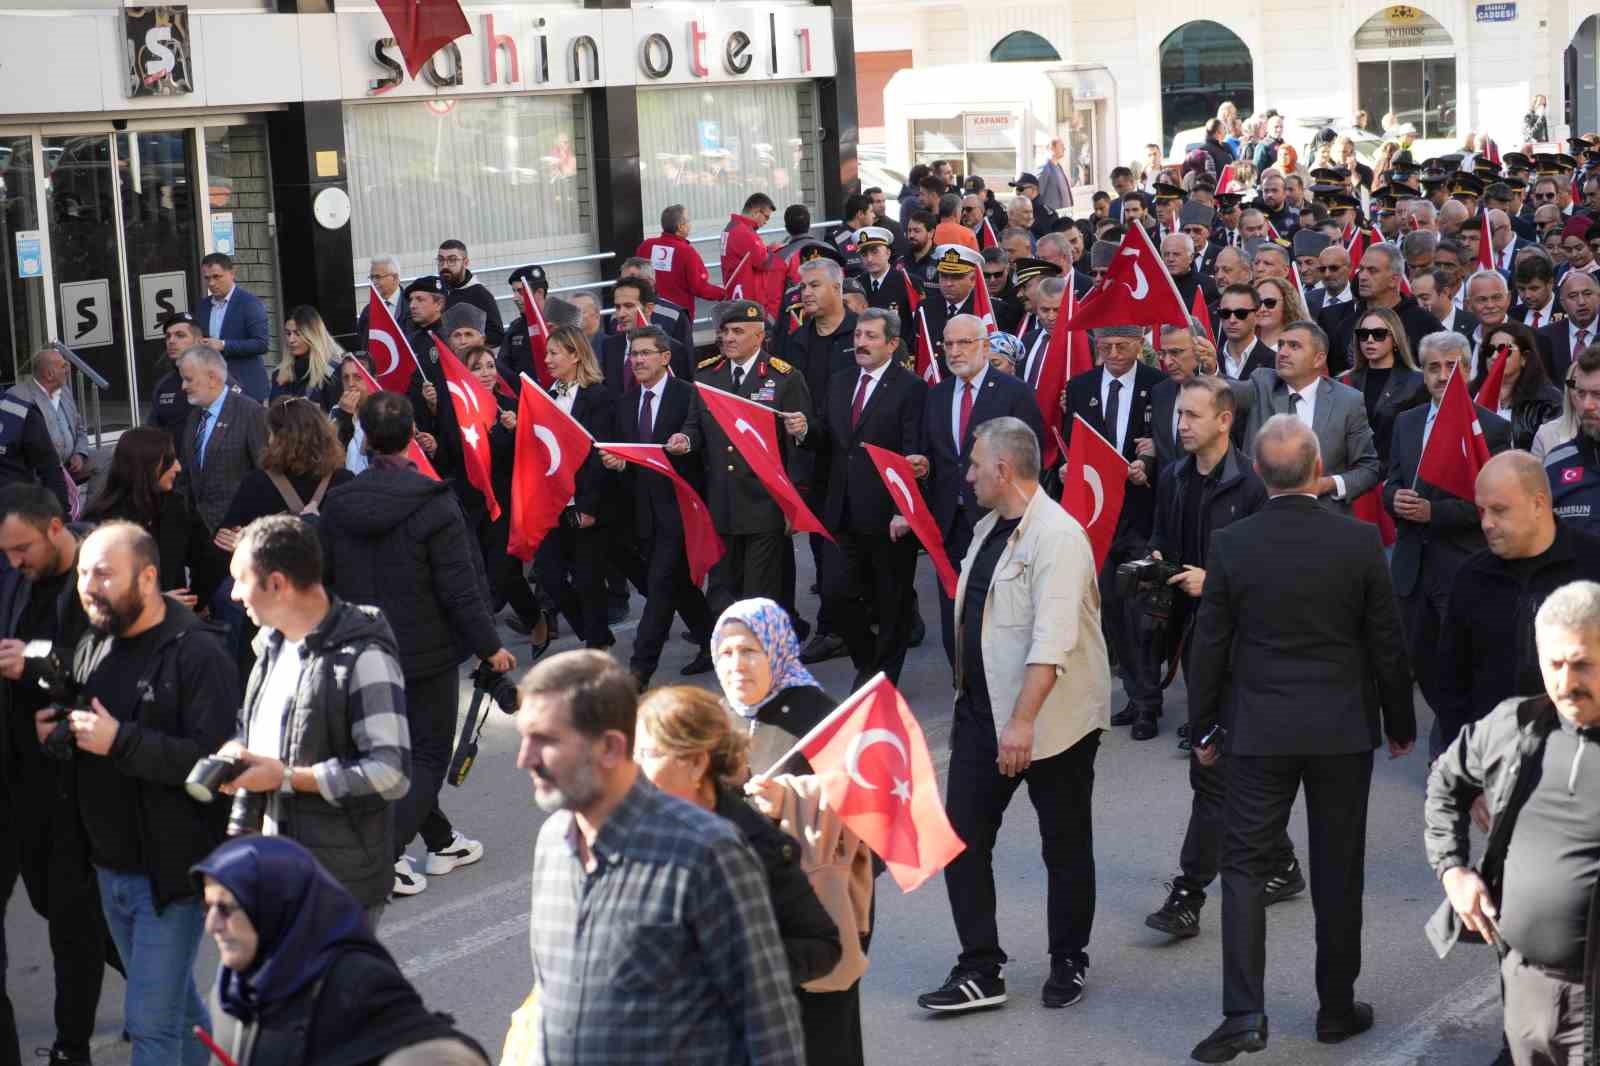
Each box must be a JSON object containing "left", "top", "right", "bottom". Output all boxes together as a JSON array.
[
  {"left": 425, "top": 831, "right": 485, "bottom": 876},
  {"left": 393, "top": 855, "right": 428, "bottom": 896}
]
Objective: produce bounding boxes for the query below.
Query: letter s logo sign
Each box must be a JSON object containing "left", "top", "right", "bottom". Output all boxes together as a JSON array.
[{"left": 144, "top": 27, "right": 176, "bottom": 81}]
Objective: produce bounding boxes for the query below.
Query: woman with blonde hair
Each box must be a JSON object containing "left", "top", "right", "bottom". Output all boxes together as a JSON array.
[
  {"left": 273, "top": 305, "right": 345, "bottom": 408},
  {"left": 636, "top": 683, "right": 871, "bottom": 1066},
  {"left": 1533, "top": 357, "right": 1582, "bottom": 459},
  {"left": 1371, "top": 141, "right": 1400, "bottom": 185},
  {"left": 1253, "top": 277, "right": 1306, "bottom": 351}
]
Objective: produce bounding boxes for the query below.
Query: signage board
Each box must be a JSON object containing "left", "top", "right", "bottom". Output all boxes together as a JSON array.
[
  {"left": 60, "top": 280, "right": 113, "bottom": 348},
  {"left": 123, "top": 5, "right": 194, "bottom": 98}
]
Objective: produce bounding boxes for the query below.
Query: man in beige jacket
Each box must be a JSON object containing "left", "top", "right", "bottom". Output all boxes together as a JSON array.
[{"left": 916, "top": 416, "right": 1110, "bottom": 1016}]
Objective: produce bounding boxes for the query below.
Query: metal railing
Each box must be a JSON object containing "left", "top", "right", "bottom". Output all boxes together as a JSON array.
[{"left": 53, "top": 342, "right": 110, "bottom": 448}]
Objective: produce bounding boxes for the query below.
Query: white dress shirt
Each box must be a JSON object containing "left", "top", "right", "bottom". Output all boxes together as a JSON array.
[
  {"left": 729, "top": 353, "right": 760, "bottom": 388},
  {"left": 1222, "top": 339, "right": 1254, "bottom": 380},
  {"left": 208, "top": 286, "right": 234, "bottom": 338},
  {"left": 951, "top": 366, "right": 989, "bottom": 445},
  {"left": 1288, "top": 379, "right": 1347, "bottom": 499},
  {"left": 1524, "top": 298, "right": 1556, "bottom": 329},
  {"left": 1100, "top": 365, "right": 1138, "bottom": 451},
  {"left": 849, "top": 358, "right": 891, "bottom": 413}
]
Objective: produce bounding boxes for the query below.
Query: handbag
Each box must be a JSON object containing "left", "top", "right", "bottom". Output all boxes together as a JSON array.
[{"left": 499, "top": 987, "right": 540, "bottom": 1066}]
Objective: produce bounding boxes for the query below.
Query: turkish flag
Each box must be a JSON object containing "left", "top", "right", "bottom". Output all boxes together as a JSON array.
[
  {"left": 1346, "top": 227, "right": 1367, "bottom": 269},
  {"left": 1265, "top": 218, "right": 1282, "bottom": 243},
  {"left": 971, "top": 267, "right": 998, "bottom": 335},
  {"left": 1060, "top": 414, "right": 1128, "bottom": 570},
  {"left": 1036, "top": 287, "right": 1094, "bottom": 469},
  {"left": 694, "top": 382, "right": 832, "bottom": 540},
  {"left": 1217, "top": 163, "right": 1236, "bottom": 193},
  {"left": 1417, "top": 363, "right": 1492, "bottom": 503},
  {"left": 1350, "top": 484, "right": 1398, "bottom": 546},
  {"left": 435, "top": 339, "right": 501, "bottom": 521},
  {"left": 513, "top": 279, "right": 554, "bottom": 389},
  {"left": 508, "top": 374, "right": 593, "bottom": 559},
  {"left": 1476, "top": 219, "right": 1497, "bottom": 274},
  {"left": 897, "top": 267, "right": 922, "bottom": 317},
  {"left": 1189, "top": 285, "right": 1212, "bottom": 342},
  {"left": 594, "top": 442, "right": 724, "bottom": 584},
  {"left": 1067, "top": 223, "right": 1189, "bottom": 332},
  {"left": 1474, "top": 344, "right": 1510, "bottom": 407},
  {"left": 374, "top": 0, "right": 471, "bottom": 79},
  {"left": 344, "top": 346, "right": 440, "bottom": 481},
  {"left": 912, "top": 308, "right": 941, "bottom": 385},
  {"left": 791, "top": 673, "right": 965, "bottom": 892},
  {"left": 364, "top": 287, "right": 422, "bottom": 395},
  {"left": 977, "top": 219, "right": 998, "bottom": 250},
  {"left": 863, "top": 444, "right": 958, "bottom": 599}
]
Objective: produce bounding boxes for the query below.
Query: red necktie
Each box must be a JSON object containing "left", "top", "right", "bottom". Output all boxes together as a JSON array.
[
  {"left": 850, "top": 372, "right": 871, "bottom": 429},
  {"left": 1579, "top": 329, "right": 1590, "bottom": 352},
  {"left": 958, "top": 381, "right": 974, "bottom": 442},
  {"left": 1532, "top": 309, "right": 1542, "bottom": 329}
]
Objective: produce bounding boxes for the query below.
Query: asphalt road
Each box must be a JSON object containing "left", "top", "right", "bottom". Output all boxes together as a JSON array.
[{"left": 7, "top": 552, "right": 1507, "bottom": 1065}]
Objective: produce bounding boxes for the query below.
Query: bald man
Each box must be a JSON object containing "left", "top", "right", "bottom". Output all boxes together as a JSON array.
[{"left": 12, "top": 346, "right": 90, "bottom": 478}]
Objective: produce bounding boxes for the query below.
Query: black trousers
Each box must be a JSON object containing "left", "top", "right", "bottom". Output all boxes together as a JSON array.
[
  {"left": 479, "top": 511, "right": 539, "bottom": 622},
  {"left": 822, "top": 529, "right": 918, "bottom": 689},
  {"left": 1221, "top": 750, "right": 1373, "bottom": 1018},
  {"left": 1397, "top": 567, "right": 1454, "bottom": 755},
  {"left": 937, "top": 512, "right": 977, "bottom": 668},
  {"left": 1175, "top": 753, "right": 1296, "bottom": 900},
  {"left": 616, "top": 527, "right": 712, "bottom": 676},
  {"left": 1099, "top": 542, "right": 1161, "bottom": 713},
  {"left": 532, "top": 520, "right": 612, "bottom": 648},
  {"left": 394, "top": 668, "right": 460, "bottom": 858},
  {"left": 943, "top": 696, "right": 1099, "bottom": 972},
  {"left": 708, "top": 532, "right": 791, "bottom": 618},
  {"left": 797, "top": 982, "right": 863, "bottom": 1066}
]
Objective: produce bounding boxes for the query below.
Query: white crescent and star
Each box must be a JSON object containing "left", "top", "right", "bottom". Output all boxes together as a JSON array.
[
  {"left": 532, "top": 424, "right": 562, "bottom": 475},
  {"left": 845, "top": 728, "right": 911, "bottom": 803},
  {"left": 1128, "top": 262, "right": 1150, "bottom": 300},
  {"left": 370, "top": 331, "right": 401, "bottom": 378},
  {"left": 734, "top": 417, "right": 772, "bottom": 453},
  {"left": 1084, "top": 465, "right": 1105, "bottom": 527},
  {"left": 885, "top": 467, "right": 915, "bottom": 515}
]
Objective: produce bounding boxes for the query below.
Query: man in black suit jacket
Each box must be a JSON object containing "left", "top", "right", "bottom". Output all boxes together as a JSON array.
[
  {"left": 601, "top": 277, "right": 693, "bottom": 389},
  {"left": 1216, "top": 285, "right": 1275, "bottom": 382},
  {"left": 1064, "top": 326, "right": 1166, "bottom": 736},
  {"left": 1151, "top": 322, "right": 1211, "bottom": 472},
  {"left": 909, "top": 313, "right": 1043, "bottom": 664},
  {"left": 1384, "top": 332, "right": 1512, "bottom": 749},
  {"left": 1541, "top": 270, "right": 1600, "bottom": 381},
  {"left": 785, "top": 310, "right": 928, "bottom": 688},
  {"left": 920, "top": 247, "right": 984, "bottom": 379},
  {"left": 1186, "top": 415, "right": 1414, "bottom": 1063},
  {"left": 598, "top": 326, "right": 712, "bottom": 689}
]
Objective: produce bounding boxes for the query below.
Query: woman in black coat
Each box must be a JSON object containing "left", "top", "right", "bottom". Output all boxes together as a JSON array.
[
  {"left": 530, "top": 324, "right": 617, "bottom": 649},
  {"left": 1473, "top": 320, "right": 1564, "bottom": 451},
  {"left": 270, "top": 306, "right": 346, "bottom": 410},
  {"left": 711, "top": 597, "right": 838, "bottom": 777},
  {"left": 1341, "top": 305, "right": 1427, "bottom": 466},
  {"left": 193, "top": 836, "right": 486, "bottom": 1066},
  {"left": 81, "top": 427, "right": 192, "bottom": 597}
]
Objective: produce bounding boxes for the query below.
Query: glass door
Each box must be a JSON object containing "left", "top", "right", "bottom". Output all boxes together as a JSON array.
[{"left": 0, "top": 135, "right": 47, "bottom": 389}]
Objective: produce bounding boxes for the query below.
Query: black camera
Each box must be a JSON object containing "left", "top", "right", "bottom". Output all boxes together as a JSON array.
[
  {"left": 1115, "top": 557, "right": 1185, "bottom": 620},
  {"left": 20, "top": 641, "right": 81, "bottom": 761},
  {"left": 470, "top": 661, "right": 519, "bottom": 715},
  {"left": 447, "top": 664, "right": 519, "bottom": 788},
  {"left": 185, "top": 754, "right": 247, "bottom": 803}
]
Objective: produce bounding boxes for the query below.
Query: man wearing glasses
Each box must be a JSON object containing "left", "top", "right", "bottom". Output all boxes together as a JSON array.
[
  {"left": 357, "top": 255, "right": 409, "bottom": 357},
  {"left": 1216, "top": 285, "right": 1274, "bottom": 382},
  {"left": 435, "top": 239, "right": 505, "bottom": 347}
]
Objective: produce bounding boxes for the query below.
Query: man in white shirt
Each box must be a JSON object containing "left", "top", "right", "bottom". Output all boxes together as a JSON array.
[{"left": 1465, "top": 270, "right": 1513, "bottom": 378}]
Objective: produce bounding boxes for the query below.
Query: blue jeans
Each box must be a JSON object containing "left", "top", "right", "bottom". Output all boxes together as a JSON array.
[{"left": 95, "top": 869, "right": 209, "bottom": 1066}]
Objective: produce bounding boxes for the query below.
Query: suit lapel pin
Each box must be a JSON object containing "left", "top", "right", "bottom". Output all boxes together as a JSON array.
[{"left": 1089, "top": 398, "right": 1098, "bottom": 407}]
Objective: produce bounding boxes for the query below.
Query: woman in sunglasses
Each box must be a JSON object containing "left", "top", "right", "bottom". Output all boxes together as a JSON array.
[
  {"left": 1253, "top": 277, "right": 1306, "bottom": 353},
  {"left": 1471, "top": 321, "right": 1563, "bottom": 451},
  {"left": 1341, "top": 307, "right": 1426, "bottom": 465},
  {"left": 1533, "top": 360, "right": 1584, "bottom": 461}
]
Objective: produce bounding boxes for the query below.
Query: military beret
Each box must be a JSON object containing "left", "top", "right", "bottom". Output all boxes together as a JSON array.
[
  {"left": 404, "top": 275, "right": 447, "bottom": 299},
  {"left": 934, "top": 244, "right": 984, "bottom": 275},
  {"left": 161, "top": 310, "right": 198, "bottom": 332},
  {"left": 797, "top": 242, "right": 845, "bottom": 266},
  {"left": 509, "top": 264, "right": 548, "bottom": 292},
  {"left": 717, "top": 300, "right": 767, "bottom": 329},
  {"left": 1089, "top": 241, "right": 1119, "bottom": 271},
  {"left": 855, "top": 226, "right": 893, "bottom": 250},
  {"left": 841, "top": 278, "right": 866, "bottom": 297},
  {"left": 442, "top": 303, "right": 487, "bottom": 336},
  {"left": 1292, "top": 230, "right": 1331, "bottom": 258},
  {"left": 1178, "top": 201, "right": 1216, "bottom": 229}
]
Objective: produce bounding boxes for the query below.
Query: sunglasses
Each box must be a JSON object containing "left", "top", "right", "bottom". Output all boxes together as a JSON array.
[
  {"left": 206, "top": 899, "right": 240, "bottom": 921},
  {"left": 1535, "top": 192, "right": 1559, "bottom": 202},
  {"left": 1218, "top": 307, "right": 1255, "bottom": 320},
  {"left": 1259, "top": 298, "right": 1279, "bottom": 310},
  {"left": 1492, "top": 343, "right": 1520, "bottom": 358},
  {"left": 983, "top": 271, "right": 1007, "bottom": 280},
  {"left": 1354, "top": 327, "right": 1391, "bottom": 343}
]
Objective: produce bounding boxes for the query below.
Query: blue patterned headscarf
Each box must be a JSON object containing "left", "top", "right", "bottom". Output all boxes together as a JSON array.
[{"left": 712, "top": 598, "right": 821, "bottom": 717}]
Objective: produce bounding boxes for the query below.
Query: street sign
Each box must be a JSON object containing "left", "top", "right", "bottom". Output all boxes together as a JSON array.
[
  {"left": 60, "top": 279, "right": 113, "bottom": 348},
  {"left": 1475, "top": 2, "right": 1516, "bottom": 21},
  {"left": 138, "top": 271, "right": 189, "bottom": 340}
]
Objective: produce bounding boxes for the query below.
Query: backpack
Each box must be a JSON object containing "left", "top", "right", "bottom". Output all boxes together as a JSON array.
[{"left": 265, "top": 471, "right": 332, "bottom": 518}]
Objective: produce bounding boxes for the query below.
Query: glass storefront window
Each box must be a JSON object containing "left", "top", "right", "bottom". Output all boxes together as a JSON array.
[
  {"left": 1358, "top": 56, "right": 1457, "bottom": 140},
  {"left": 120, "top": 129, "right": 201, "bottom": 414},
  {"left": 639, "top": 83, "right": 818, "bottom": 243},
  {"left": 1158, "top": 21, "right": 1255, "bottom": 151},
  {"left": 343, "top": 93, "right": 596, "bottom": 306},
  {"left": 0, "top": 136, "right": 46, "bottom": 388}
]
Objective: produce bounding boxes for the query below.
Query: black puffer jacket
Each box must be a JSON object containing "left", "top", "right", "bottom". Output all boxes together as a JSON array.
[{"left": 318, "top": 462, "right": 500, "bottom": 679}]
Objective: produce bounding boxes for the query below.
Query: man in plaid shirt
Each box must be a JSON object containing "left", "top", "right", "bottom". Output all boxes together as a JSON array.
[
  {"left": 518, "top": 650, "right": 805, "bottom": 1066},
  {"left": 220, "top": 515, "right": 411, "bottom": 925}
]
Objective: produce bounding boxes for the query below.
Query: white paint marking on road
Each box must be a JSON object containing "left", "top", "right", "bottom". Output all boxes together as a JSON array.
[
  {"left": 398, "top": 912, "right": 531, "bottom": 979},
  {"left": 381, "top": 878, "right": 529, "bottom": 939},
  {"left": 1349, "top": 968, "right": 1502, "bottom": 1066}
]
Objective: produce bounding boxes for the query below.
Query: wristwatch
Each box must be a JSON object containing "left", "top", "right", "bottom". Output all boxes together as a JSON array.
[{"left": 278, "top": 767, "right": 296, "bottom": 795}]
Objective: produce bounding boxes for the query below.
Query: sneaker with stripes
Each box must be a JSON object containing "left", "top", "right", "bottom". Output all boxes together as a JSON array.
[
  {"left": 1145, "top": 882, "right": 1203, "bottom": 938},
  {"left": 916, "top": 966, "right": 1007, "bottom": 1013}
]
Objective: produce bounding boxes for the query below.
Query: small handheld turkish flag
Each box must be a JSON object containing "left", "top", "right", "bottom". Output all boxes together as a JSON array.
[
  {"left": 781, "top": 673, "right": 965, "bottom": 892},
  {"left": 1476, "top": 218, "right": 1498, "bottom": 273},
  {"left": 1060, "top": 414, "right": 1128, "bottom": 570},
  {"left": 971, "top": 265, "right": 998, "bottom": 335},
  {"left": 694, "top": 383, "right": 832, "bottom": 540},
  {"left": 1350, "top": 486, "right": 1398, "bottom": 547},
  {"left": 1417, "top": 363, "right": 1491, "bottom": 503},
  {"left": 1067, "top": 223, "right": 1189, "bottom": 332},
  {"left": 912, "top": 309, "right": 941, "bottom": 386},
  {"left": 594, "top": 442, "right": 725, "bottom": 584},
  {"left": 1474, "top": 344, "right": 1510, "bottom": 408},
  {"left": 513, "top": 279, "right": 554, "bottom": 390},
  {"left": 364, "top": 288, "right": 422, "bottom": 395},
  {"left": 978, "top": 219, "right": 998, "bottom": 251},
  {"left": 374, "top": 0, "right": 471, "bottom": 79},
  {"left": 508, "top": 374, "right": 593, "bottom": 559},
  {"left": 1189, "top": 285, "right": 1212, "bottom": 342},
  {"left": 435, "top": 340, "right": 501, "bottom": 521},
  {"left": 1035, "top": 286, "right": 1094, "bottom": 469},
  {"left": 863, "top": 444, "right": 958, "bottom": 599},
  {"left": 344, "top": 350, "right": 439, "bottom": 480},
  {"left": 897, "top": 267, "right": 922, "bottom": 317}
]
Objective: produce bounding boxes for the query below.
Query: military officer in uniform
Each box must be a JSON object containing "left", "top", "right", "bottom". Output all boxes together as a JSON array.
[
  {"left": 859, "top": 226, "right": 917, "bottom": 341},
  {"left": 689, "top": 301, "right": 816, "bottom": 631},
  {"left": 921, "top": 245, "right": 987, "bottom": 379},
  {"left": 498, "top": 263, "right": 549, "bottom": 385}
]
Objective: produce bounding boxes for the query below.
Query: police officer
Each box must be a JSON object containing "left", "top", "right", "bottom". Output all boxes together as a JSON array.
[
  {"left": 498, "top": 264, "right": 548, "bottom": 386},
  {"left": 0, "top": 374, "right": 69, "bottom": 514},
  {"left": 149, "top": 312, "right": 202, "bottom": 440},
  {"left": 690, "top": 301, "right": 814, "bottom": 628}
]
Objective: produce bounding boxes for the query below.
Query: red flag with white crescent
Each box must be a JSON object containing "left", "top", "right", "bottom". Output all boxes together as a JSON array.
[
  {"left": 1066, "top": 223, "right": 1189, "bottom": 332},
  {"left": 1189, "top": 284, "right": 1212, "bottom": 341},
  {"left": 694, "top": 382, "right": 832, "bottom": 540},
  {"left": 594, "top": 442, "right": 724, "bottom": 584},
  {"left": 364, "top": 287, "right": 423, "bottom": 395},
  {"left": 897, "top": 266, "right": 922, "bottom": 317},
  {"left": 1417, "top": 363, "right": 1491, "bottom": 503},
  {"left": 978, "top": 219, "right": 998, "bottom": 250},
  {"left": 912, "top": 308, "right": 941, "bottom": 386},
  {"left": 508, "top": 373, "right": 593, "bottom": 559},
  {"left": 971, "top": 266, "right": 998, "bottom": 335},
  {"left": 863, "top": 444, "right": 958, "bottom": 599},
  {"left": 344, "top": 341, "right": 439, "bottom": 481},
  {"left": 514, "top": 279, "right": 554, "bottom": 389},
  {"left": 1060, "top": 414, "right": 1128, "bottom": 570},
  {"left": 435, "top": 339, "right": 501, "bottom": 521}
]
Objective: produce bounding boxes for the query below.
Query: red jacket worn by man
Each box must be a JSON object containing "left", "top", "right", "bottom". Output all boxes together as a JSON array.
[
  {"left": 636, "top": 205, "right": 725, "bottom": 311},
  {"left": 721, "top": 197, "right": 787, "bottom": 318}
]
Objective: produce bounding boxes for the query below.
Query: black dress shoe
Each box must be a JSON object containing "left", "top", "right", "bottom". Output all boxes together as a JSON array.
[
  {"left": 799, "top": 632, "right": 847, "bottom": 664},
  {"left": 1191, "top": 1015, "right": 1268, "bottom": 1062},
  {"left": 1131, "top": 710, "right": 1160, "bottom": 740},
  {"left": 1110, "top": 702, "right": 1139, "bottom": 727},
  {"left": 1316, "top": 1001, "right": 1374, "bottom": 1044},
  {"left": 680, "top": 646, "right": 714, "bottom": 676}
]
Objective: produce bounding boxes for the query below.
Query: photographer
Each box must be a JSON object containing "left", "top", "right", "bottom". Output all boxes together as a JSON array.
[
  {"left": 57, "top": 522, "right": 237, "bottom": 1066},
  {"left": 221, "top": 515, "right": 411, "bottom": 925},
  {"left": 1141, "top": 377, "right": 1298, "bottom": 940},
  {"left": 0, "top": 483, "right": 110, "bottom": 1066}
]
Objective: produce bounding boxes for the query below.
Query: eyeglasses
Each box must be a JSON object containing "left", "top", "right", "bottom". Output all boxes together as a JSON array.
[
  {"left": 367, "top": 273, "right": 396, "bottom": 283},
  {"left": 1535, "top": 192, "right": 1559, "bottom": 202},
  {"left": 1218, "top": 307, "right": 1255, "bottom": 320},
  {"left": 1491, "top": 343, "right": 1520, "bottom": 358},
  {"left": 435, "top": 255, "right": 465, "bottom": 266},
  {"left": 631, "top": 347, "right": 668, "bottom": 357},
  {"left": 205, "top": 899, "right": 239, "bottom": 921},
  {"left": 945, "top": 337, "right": 984, "bottom": 349},
  {"left": 1354, "top": 328, "right": 1391, "bottom": 343},
  {"left": 1258, "top": 298, "right": 1279, "bottom": 310},
  {"left": 983, "top": 271, "right": 1007, "bottom": 280}
]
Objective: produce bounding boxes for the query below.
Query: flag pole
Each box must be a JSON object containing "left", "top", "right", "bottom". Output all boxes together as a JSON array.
[{"left": 752, "top": 671, "right": 887, "bottom": 782}]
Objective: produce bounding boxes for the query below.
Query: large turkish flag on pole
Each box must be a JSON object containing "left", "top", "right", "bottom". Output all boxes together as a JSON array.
[
  {"left": 435, "top": 339, "right": 501, "bottom": 521},
  {"left": 594, "top": 442, "right": 725, "bottom": 584},
  {"left": 863, "top": 444, "right": 958, "bottom": 599},
  {"left": 508, "top": 374, "right": 593, "bottom": 559},
  {"left": 374, "top": 0, "right": 471, "bottom": 78},
  {"left": 784, "top": 673, "right": 965, "bottom": 892},
  {"left": 694, "top": 382, "right": 832, "bottom": 540},
  {"left": 1068, "top": 223, "right": 1190, "bottom": 332},
  {"left": 363, "top": 287, "right": 423, "bottom": 395},
  {"left": 1035, "top": 286, "right": 1095, "bottom": 469},
  {"left": 344, "top": 349, "right": 439, "bottom": 480},
  {"left": 1417, "top": 363, "right": 1492, "bottom": 503},
  {"left": 1060, "top": 414, "right": 1128, "bottom": 570}
]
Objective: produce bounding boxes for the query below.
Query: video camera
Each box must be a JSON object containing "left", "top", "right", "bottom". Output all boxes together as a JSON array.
[
  {"left": 446, "top": 663, "right": 519, "bottom": 788},
  {"left": 20, "top": 641, "right": 81, "bottom": 761},
  {"left": 1114, "top": 557, "right": 1187, "bottom": 693},
  {"left": 1114, "top": 557, "right": 1185, "bottom": 621}
]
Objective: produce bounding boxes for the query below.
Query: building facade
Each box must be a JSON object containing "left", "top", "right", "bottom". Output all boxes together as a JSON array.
[
  {"left": 857, "top": 0, "right": 1600, "bottom": 204},
  {"left": 0, "top": 0, "right": 856, "bottom": 428}
]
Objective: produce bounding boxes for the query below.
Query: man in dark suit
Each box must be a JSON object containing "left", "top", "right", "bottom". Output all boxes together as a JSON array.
[
  {"left": 173, "top": 345, "right": 267, "bottom": 607},
  {"left": 1541, "top": 269, "right": 1600, "bottom": 381},
  {"left": 599, "top": 277, "right": 690, "bottom": 392},
  {"left": 1152, "top": 322, "right": 1207, "bottom": 472},
  {"left": 617, "top": 257, "right": 696, "bottom": 359},
  {"left": 784, "top": 309, "right": 928, "bottom": 687},
  {"left": 598, "top": 325, "right": 712, "bottom": 689},
  {"left": 1064, "top": 325, "right": 1165, "bottom": 737},
  {"left": 1016, "top": 277, "right": 1068, "bottom": 393},
  {"left": 1385, "top": 331, "right": 1512, "bottom": 747},
  {"left": 197, "top": 252, "right": 271, "bottom": 402},
  {"left": 910, "top": 314, "right": 1043, "bottom": 664},
  {"left": 1216, "top": 285, "right": 1275, "bottom": 382},
  {"left": 858, "top": 226, "right": 917, "bottom": 341},
  {"left": 920, "top": 246, "right": 984, "bottom": 379},
  {"left": 1186, "top": 414, "right": 1414, "bottom": 1063}
]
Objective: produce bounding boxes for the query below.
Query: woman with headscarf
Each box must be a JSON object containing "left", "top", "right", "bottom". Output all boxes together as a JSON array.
[
  {"left": 193, "top": 836, "right": 486, "bottom": 1066},
  {"left": 712, "top": 597, "right": 837, "bottom": 776}
]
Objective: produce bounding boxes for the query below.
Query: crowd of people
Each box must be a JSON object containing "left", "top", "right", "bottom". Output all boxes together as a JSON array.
[{"left": 0, "top": 96, "right": 1597, "bottom": 1066}]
